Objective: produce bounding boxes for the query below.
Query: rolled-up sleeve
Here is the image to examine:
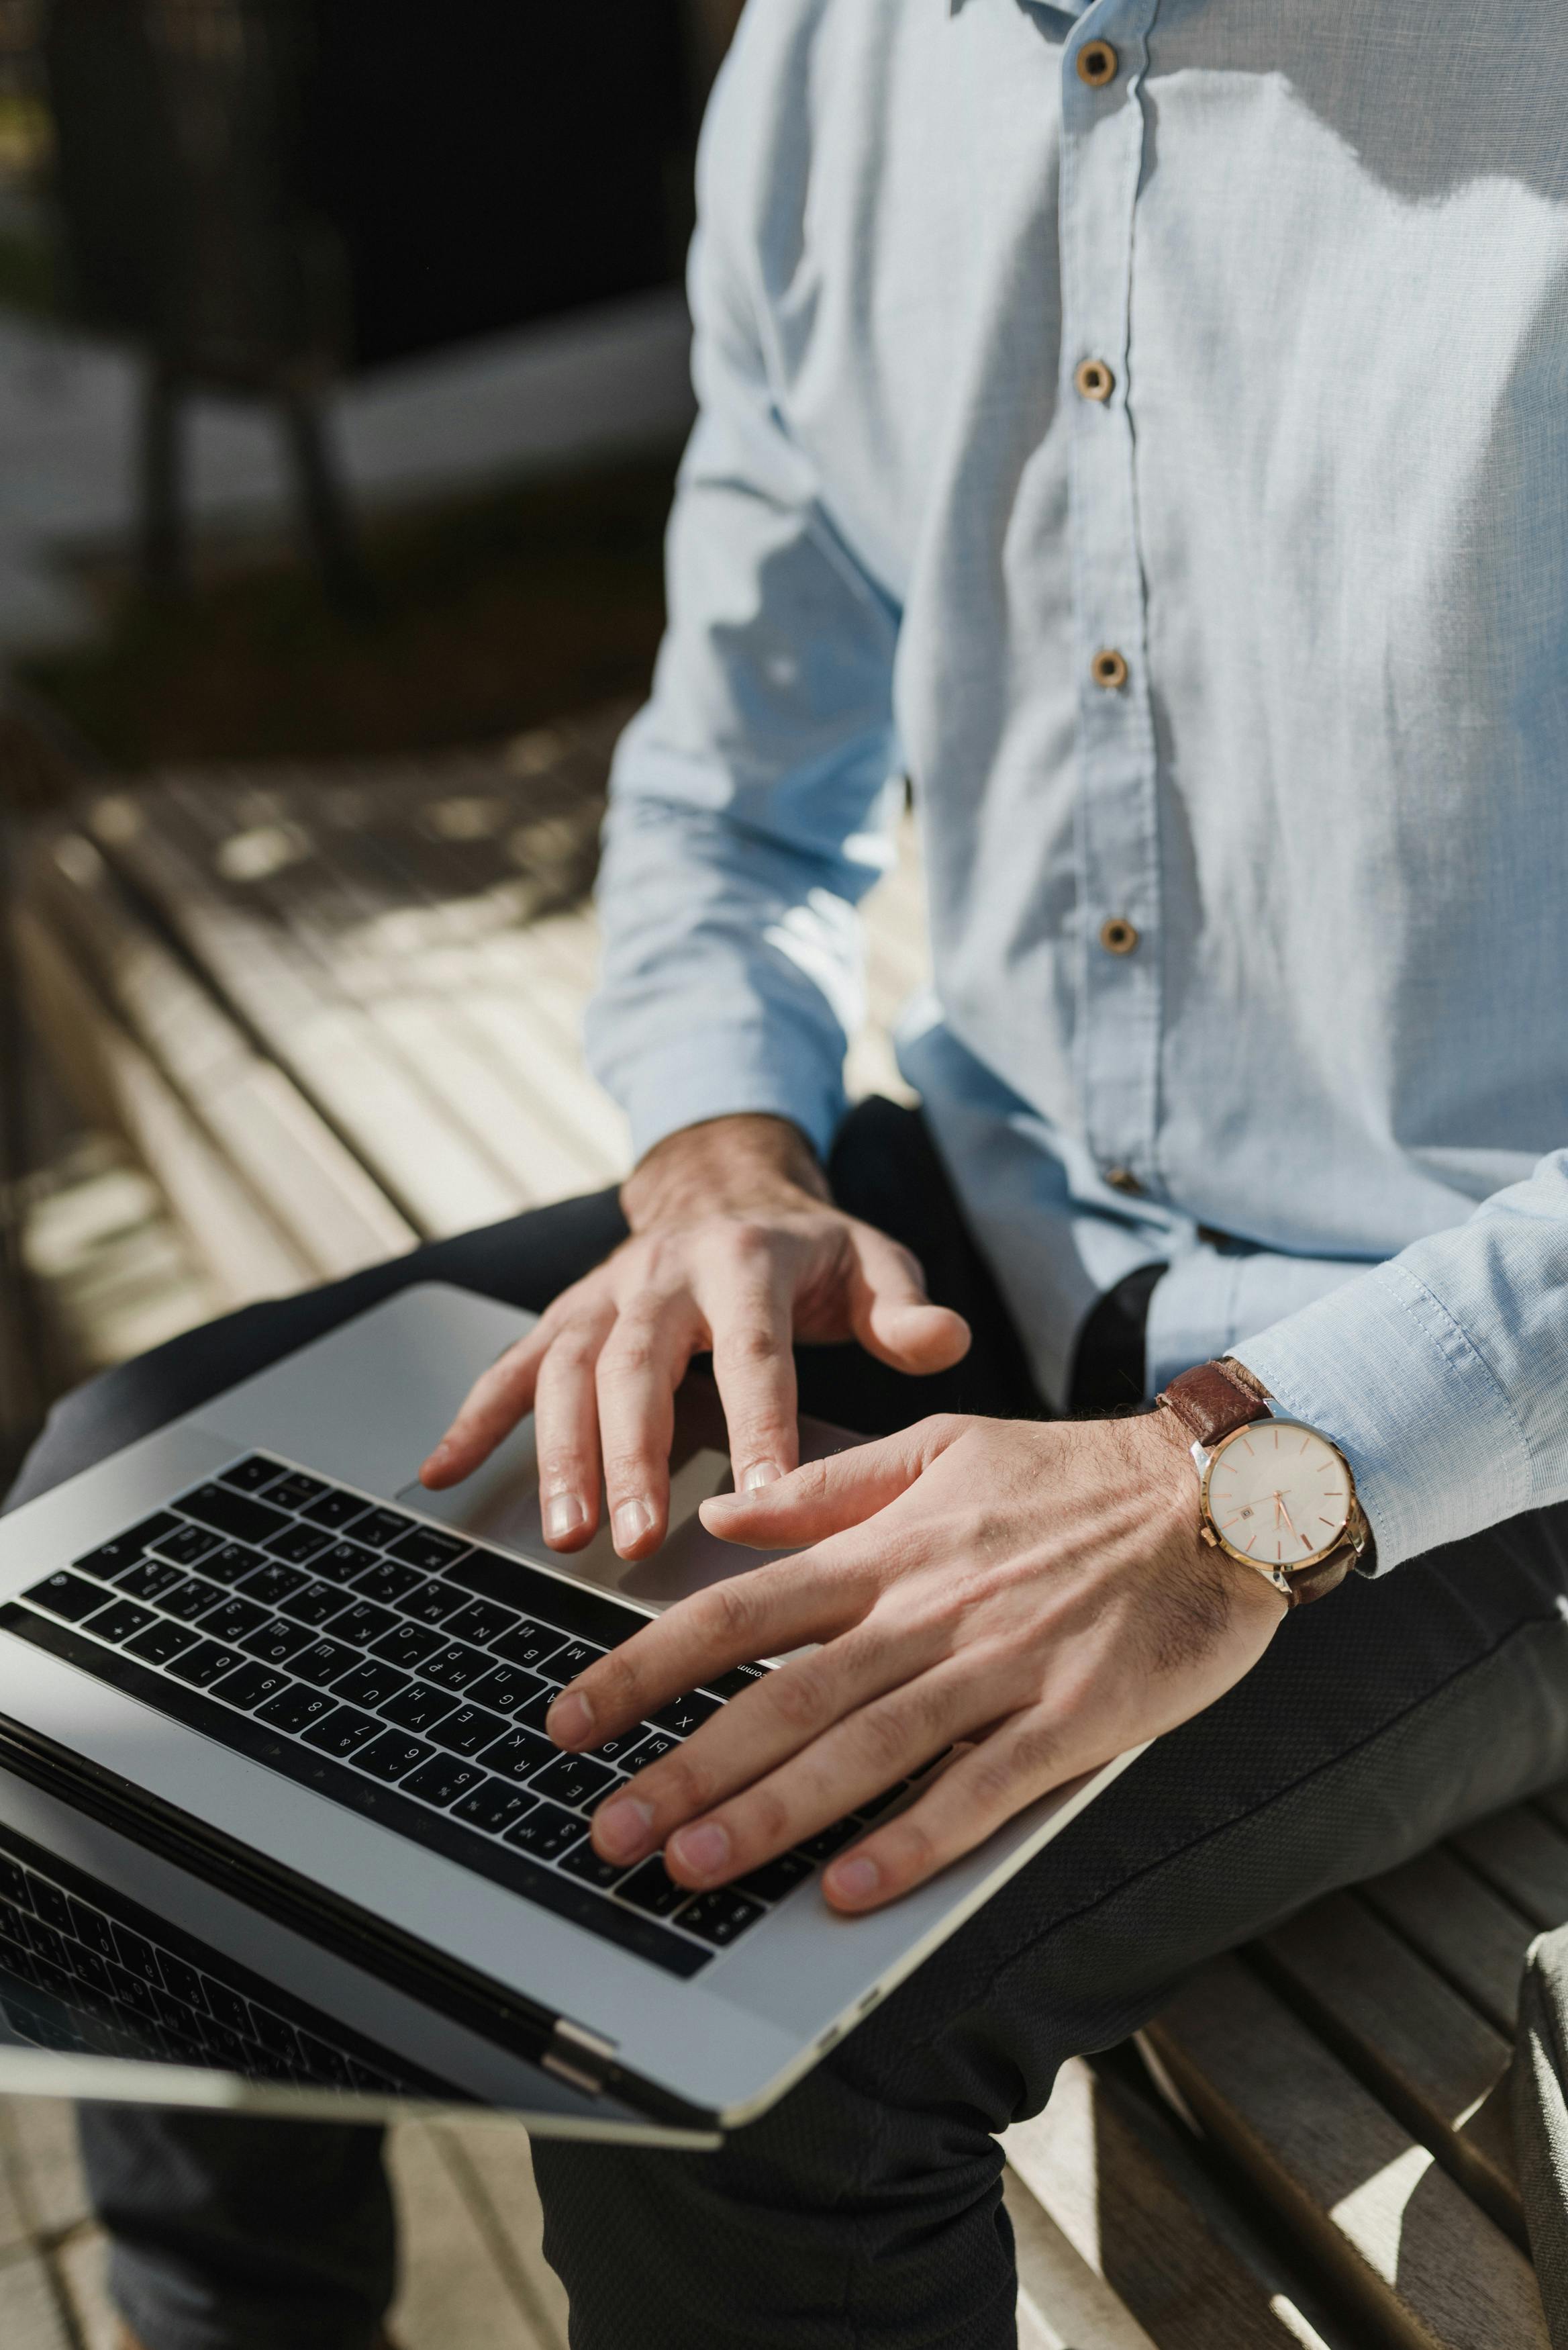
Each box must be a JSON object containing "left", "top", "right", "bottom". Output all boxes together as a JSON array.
[
  {"left": 1234, "top": 1150, "right": 1568, "bottom": 1570},
  {"left": 585, "top": 55, "right": 901, "bottom": 1166}
]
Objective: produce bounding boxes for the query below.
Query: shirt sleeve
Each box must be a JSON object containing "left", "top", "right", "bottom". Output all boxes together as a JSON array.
[
  {"left": 584, "top": 48, "right": 902, "bottom": 1167},
  {"left": 1232, "top": 1149, "right": 1568, "bottom": 1570}
]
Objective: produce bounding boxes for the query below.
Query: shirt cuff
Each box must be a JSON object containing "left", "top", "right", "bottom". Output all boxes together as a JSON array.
[
  {"left": 607, "top": 1025, "right": 847, "bottom": 1167},
  {"left": 1231, "top": 1260, "right": 1534, "bottom": 1572}
]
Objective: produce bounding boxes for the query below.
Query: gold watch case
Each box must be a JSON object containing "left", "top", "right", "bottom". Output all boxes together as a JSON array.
[{"left": 1191, "top": 1416, "right": 1367, "bottom": 1592}]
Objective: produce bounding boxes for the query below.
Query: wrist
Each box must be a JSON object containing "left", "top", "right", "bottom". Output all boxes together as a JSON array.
[{"left": 621, "top": 1113, "right": 830, "bottom": 1233}]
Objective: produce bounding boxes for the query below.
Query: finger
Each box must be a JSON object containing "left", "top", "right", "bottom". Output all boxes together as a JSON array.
[
  {"left": 595, "top": 1296, "right": 702, "bottom": 1556},
  {"left": 698, "top": 1415, "right": 961, "bottom": 1548},
  {"left": 585, "top": 1617, "right": 938, "bottom": 1868},
  {"left": 699, "top": 1243, "right": 799, "bottom": 1492},
  {"left": 546, "top": 1547, "right": 871, "bottom": 1750},
  {"left": 844, "top": 1227, "right": 971, "bottom": 1374},
  {"left": 614, "top": 1658, "right": 986, "bottom": 1887},
  {"left": 530, "top": 1298, "right": 617, "bottom": 1548},
  {"left": 422, "top": 1318, "right": 556, "bottom": 1486},
  {"left": 822, "top": 1704, "right": 1071, "bottom": 1912}
]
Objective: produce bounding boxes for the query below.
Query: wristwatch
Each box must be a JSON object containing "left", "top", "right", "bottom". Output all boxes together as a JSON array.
[{"left": 1156, "top": 1358, "right": 1373, "bottom": 1606}]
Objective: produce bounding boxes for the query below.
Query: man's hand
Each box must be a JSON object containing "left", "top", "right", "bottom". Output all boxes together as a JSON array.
[
  {"left": 421, "top": 1114, "right": 971, "bottom": 1556},
  {"left": 544, "top": 1411, "right": 1287, "bottom": 1913}
]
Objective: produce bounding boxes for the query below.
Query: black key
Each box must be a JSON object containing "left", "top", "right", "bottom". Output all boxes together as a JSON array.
[
  {"left": 150, "top": 1521, "right": 222, "bottom": 1568},
  {"left": 239, "top": 1617, "right": 314, "bottom": 1667},
  {"left": 396, "top": 1578, "right": 471, "bottom": 1627},
  {"left": 236, "top": 1561, "right": 309, "bottom": 1607},
  {"left": 73, "top": 1513, "right": 179, "bottom": 1580},
  {"left": 795, "top": 1819, "right": 862, "bottom": 1865},
  {"left": 332, "top": 1658, "right": 409, "bottom": 1711},
  {"left": 290, "top": 1638, "right": 362, "bottom": 1689},
  {"left": 617, "top": 1858, "right": 688, "bottom": 1918},
  {"left": 218, "top": 1455, "right": 287, "bottom": 1493},
  {"left": 510, "top": 1682, "right": 562, "bottom": 1732},
  {"left": 301, "top": 1706, "right": 384, "bottom": 1758},
  {"left": 66, "top": 1898, "right": 117, "bottom": 1959},
  {"left": 178, "top": 1483, "right": 291, "bottom": 1546},
  {"left": 560, "top": 1843, "right": 631, "bottom": 1891},
  {"left": 24, "top": 1572, "right": 111, "bottom": 1624},
  {"left": 385, "top": 1526, "right": 471, "bottom": 1574},
  {"left": 548, "top": 1639, "right": 607, "bottom": 1683},
  {"left": 476, "top": 1724, "right": 554, "bottom": 1782},
  {"left": 371, "top": 1620, "right": 445, "bottom": 1672},
  {"left": 194, "top": 1542, "right": 268, "bottom": 1590},
  {"left": 428, "top": 1703, "right": 512, "bottom": 1758},
  {"left": 379, "top": 1681, "right": 457, "bottom": 1734},
  {"left": 179, "top": 1589, "right": 265, "bottom": 1645},
  {"left": 616, "top": 1731, "right": 679, "bottom": 1775},
  {"left": 111, "top": 1924, "right": 162, "bottom": 1983},
  {"left": 263, "top": 1521, "right": 333, "bottom": 1567},
  {"left": 124, "top": 1617, "right": 201, "bottom": 1668},
  {"left": 330, "top": 1599, "right": 399, "bottom": 1648},
  {"left": 28, "top": 1880, "right": 74, "bottom": 1934},
  {"left": 297, "top": 2030, "right": 354, "bottom": 2085},
  {"left": 652, "top": 1691, "right": 722, "bottom": 1738},
  {"left": 450, "top": 1779, "right": 538, "bottom": 1836},
  {"left": 200, "top": 1978, "right": 252, "bottom": 2032},
  {"left": 156, "top": 1953, "right": 208, "bottom": 2010},
  {"left": 446, "top": 1597, "right": 515, "bottom": 1647},
  {"left": 166, "top": 1641, "right": 244, "bottom": 1689},
  {"left": 528, "top": 1752, "right": 618, "bottom": 1811},
  {"left": 248, "top": 2005, "right": 303, "bottom": 2063},
  {"left": 416, "top": 1640, "right": 491, "bottom": 1693},
  {"left": 503, "top": 1801, "right": 585, "bottom": 1861},
  {"left": 302, "top": 1487, "right": 374, "bottom": 1530},
  {"left": 313, "top": 1539, "right": 378, "bottom": 1585},
  {"left": 112, "top": 1555, "right": 186, "bottom": 1603},
  {"left": 256, "top": 1683, "right": 338, "bottom": 1736},
  {"left": 154, "top": 1574, "right": 227, "bottom": 1624},
  {"left": 465, "top": 1664, "right": 548, "bottom": 1715},
  {"left": 347, "top": 1507, "right": 416, "bottom": 1550},
  {"left": 351, "top": 1559, "right": 424, "bottom": 1607},
  {"left": 737, "top": 1850, "right": 814, "bottom": 1903},
  {"left": 279, "top": 1581, "right": 351, "bottom": 1630},
  {"left": 702, "top": 1662, "right": 769, "bottom": 1702},
  {"left": 262, "top": 1470, "right": 331, "bottom": 1513},
  {"left": 401, "top": 1754, "right": 486, "bottom": 1809},
  {"left": 674, "top": 1888, "right": 765, "bottom": 1947},
  {"left": 490, "top": 1620, "right": 571, "bottom": 1675},
  {"left": 352, "top": 1731, "right": 434, "bottom": 1784},
  {"left": 209, "top": 1661, "right": 292, "bottom": 1712},
  {"left": 83, "top": 1598, "right": 156, "bottom": 1646},
  {"left": 590, "top": 1724, "right": 658, "bottom": 1767}
]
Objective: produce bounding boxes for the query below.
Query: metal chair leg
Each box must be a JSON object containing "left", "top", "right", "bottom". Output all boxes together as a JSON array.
[{"left": 280, "top": 388, "right": 374, "bottom": 616}]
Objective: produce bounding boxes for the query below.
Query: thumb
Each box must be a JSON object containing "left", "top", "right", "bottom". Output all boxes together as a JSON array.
[
  {"left": 847, "top": 1227, "right": 971, "bottom": 1374},
  {"left": 700, "top": 1417, "right": 958, "bottom": 1548}
]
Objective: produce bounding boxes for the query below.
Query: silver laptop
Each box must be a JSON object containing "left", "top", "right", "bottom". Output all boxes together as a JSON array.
[{"left": 0, "top": 1282, "right": 1139, "bottom": 2143}]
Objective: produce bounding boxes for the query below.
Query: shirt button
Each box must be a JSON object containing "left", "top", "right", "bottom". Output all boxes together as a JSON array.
[
  {"left": 1076, "top": 39, "right": 1119, "bottom": 87},
  {"left": 1099, "top": 916, "right": 1140, "bottom": 955},
  {"left": 1074, "top": 358, "right": 1115, "bottom": 403},
  {"left": 1091, "top": 648, "right": 1128, "bottom": 691},
  {"left": 1104, "top": 1166, "right": 1144, "bottom": 1195}
]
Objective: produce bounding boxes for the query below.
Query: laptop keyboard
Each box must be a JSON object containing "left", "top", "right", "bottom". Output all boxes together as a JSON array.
[
  {"left": 0, "top": 1830, "right": 422, "bottom": 2098},
  {"left": 5, "top": 1454, "right": 908, "bottom": 1981}
]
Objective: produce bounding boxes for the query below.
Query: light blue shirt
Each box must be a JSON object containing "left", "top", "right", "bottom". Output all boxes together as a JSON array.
[{"left": 586, "top": 0, "right": 1568, "bottom": 1573}]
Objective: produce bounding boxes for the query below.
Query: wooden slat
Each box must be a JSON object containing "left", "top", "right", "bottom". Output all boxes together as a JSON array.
[
  {"left": 1449, "top": 1806, "right": 1568, "bottom": 1933},
  {"left": 1359, "top": 1850, "right": 1534, "bottom": 2038},
  {"left": 1144, "top": 1955, "right": 1547, "bottom": 2350},
  {"left": 1254, "top": 1895, "right": 1520, "bottom": 2238}
]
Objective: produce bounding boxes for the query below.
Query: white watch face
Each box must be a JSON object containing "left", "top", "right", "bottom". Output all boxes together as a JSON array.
[{"left": 1204, "top": 1420, "right": 1352, "bottom": 1570}]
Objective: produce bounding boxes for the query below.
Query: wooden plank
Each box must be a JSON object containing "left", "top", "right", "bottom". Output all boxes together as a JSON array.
[
  {"left": 1144, "top": 1955, "right": 1547, "bottom": 2350},
  {"left": 1254, "top": 1894, "right": 1520, "bottom": 2237},
  {"left": 0, "top": 2248, "right": 72, "bottom": 2350},
  {"left": 387, "top": 2122, "right": 563, "bottom": 2350},
  {"left": 420, "top": 2120, "right": 570, "bottom": 2350},
  {"left": 1358, "top": 1851, "right": 1534, "bottom": 2038},
  {"left": 1449, "top": 1807, "right": 1568, "bottom": 1933},
  {"left": 1003, "top": 2167, "right": 1162, "bottom": 2350},
  {"left": 1004, "top": 2057, "right": 1361, "bottom": 2350}
]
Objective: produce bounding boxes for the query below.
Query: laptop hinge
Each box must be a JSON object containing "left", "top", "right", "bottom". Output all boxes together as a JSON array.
[{"left": 543, "top": 2017, "right": 618, "bottom": 2097}]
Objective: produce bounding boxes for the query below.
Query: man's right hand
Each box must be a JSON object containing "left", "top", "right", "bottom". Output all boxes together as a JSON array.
[{"left": 418, "top": 1113, "right": 972, "bottom": 1559}]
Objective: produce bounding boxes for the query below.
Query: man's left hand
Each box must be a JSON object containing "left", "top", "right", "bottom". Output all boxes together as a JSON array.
[{"left": 544, "top": 1411, "right": 1287, "bottom": 1914}]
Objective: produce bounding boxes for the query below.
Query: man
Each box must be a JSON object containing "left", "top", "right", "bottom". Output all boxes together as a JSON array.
[{"left": 15, "top": 2, "right": 1568, "bottom": 2344}]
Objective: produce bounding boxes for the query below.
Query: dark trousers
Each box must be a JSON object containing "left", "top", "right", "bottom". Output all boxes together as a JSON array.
[{"left": 13, "top": 1100, "right": 1568, "bottom": 2350}]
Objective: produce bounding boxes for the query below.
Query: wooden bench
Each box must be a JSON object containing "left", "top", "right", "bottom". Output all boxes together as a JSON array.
[{"left": 11, "top": 718, "right": 1561, "bottom": 2348}]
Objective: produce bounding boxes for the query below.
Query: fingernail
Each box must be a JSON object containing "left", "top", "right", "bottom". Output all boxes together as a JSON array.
[
  {"left": 613, "top": 1497, "right": 654, "bottom": 1550},
  {"left": 547, "top": 1690, "right": 594, "bottom": 1746},
  {"left": 595, "top": 1797, "right": 654, "bottom": 1862},
  {"left": 826, "top": 1856, "right": 881, "bottom": 1906},
  {"left": 742, "top": 1460, "right": 783, "bottom": 1491},
  {"left": 670, "top": 1821, "right": 731, "bottom": 1881},
  {"left": 544, "top": 1491, "right": 587, "bottom": 1542}
]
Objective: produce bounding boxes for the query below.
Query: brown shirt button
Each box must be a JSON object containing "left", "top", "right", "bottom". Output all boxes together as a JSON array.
[
  {"left": 1104, "top": 1166, "right": 1144, "bottom": 1195},
  {"left": 1077, "top": 40, "right": 1119, "bottom": 87},
  {"left": 1091, "top": 648, "right": 1128, "bottom": 690},
  {"left": 1099, "top": 916, "right": 1140, "bottom": 955},
  {"left": 1074, "top": 358, "right": 1115, "bottom": 403}
]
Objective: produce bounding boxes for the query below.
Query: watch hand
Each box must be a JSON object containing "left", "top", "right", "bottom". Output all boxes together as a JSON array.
[{"left": 1275, "top": 1494, "right": 1303, "bottom": 1544}]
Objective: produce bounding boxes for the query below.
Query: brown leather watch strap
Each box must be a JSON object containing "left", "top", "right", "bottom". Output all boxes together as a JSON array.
[{"left": 1158, "top": 1358, "right": 1271, "bottom": 1446}]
